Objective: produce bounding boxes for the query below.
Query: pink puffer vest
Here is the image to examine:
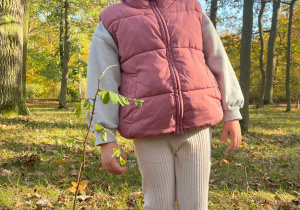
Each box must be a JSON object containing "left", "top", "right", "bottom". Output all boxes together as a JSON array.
[{"left": 99, "top": 0, "right": 223, "bottom": 139}]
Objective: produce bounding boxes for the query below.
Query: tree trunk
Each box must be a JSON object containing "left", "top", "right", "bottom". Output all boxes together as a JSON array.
[
  {"left": 58, "top": 0, "right": 71, "bottom": 109},
  {"left": 0, "top": 0, "right": 30, "bottom": 116},
  {"left": 264, "top": 0, "right": 281, "bottom": 105},
  {"left": 59, "top": 0, "right": 64, "bottom": 71},
  {"left": 210, "top": 0, "right": 218, "bottom": 28},
  {"left": 257, "top": 0, "right": 266, "bottom": 108},
  {"left": 78, "top": 47, "right": 82, "bottom": 98},
  {"left": 23, "top": 0, "right": 30, "bottom": 98},
  {"left": 239, "top": 0, "right": 254, "bottom": 133},
  {"left": 285, "top": 0, "right": 296, "bottom": 112}
]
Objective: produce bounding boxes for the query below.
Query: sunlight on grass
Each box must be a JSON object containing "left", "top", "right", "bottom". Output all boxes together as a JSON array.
[{"left": 0, "top": 102, "right": 299, "bottom": 209}]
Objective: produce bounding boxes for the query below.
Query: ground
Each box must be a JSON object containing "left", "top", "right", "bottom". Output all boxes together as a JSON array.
[{"left": 0, "top": 101, "right": 299, "bottom": 209}]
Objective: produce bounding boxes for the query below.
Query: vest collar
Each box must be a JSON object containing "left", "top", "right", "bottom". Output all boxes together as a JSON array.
[{"left": 122, "top": 0, "right": 175, "bottom": 9}]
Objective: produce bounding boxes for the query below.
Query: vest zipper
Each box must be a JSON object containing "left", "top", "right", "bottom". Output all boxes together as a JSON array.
[{"left": 149, "top": 0, "right": 184, "bottom": 135}]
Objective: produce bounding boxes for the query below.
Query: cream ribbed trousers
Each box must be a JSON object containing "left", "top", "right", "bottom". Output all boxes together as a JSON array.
[{"left": 133, "top": 127, "right": 211, "bottom": 210}]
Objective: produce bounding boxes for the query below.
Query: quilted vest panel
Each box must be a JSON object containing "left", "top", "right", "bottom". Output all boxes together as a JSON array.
[{"left": 99, "top": 0, "right": 223, "bottom": 139}]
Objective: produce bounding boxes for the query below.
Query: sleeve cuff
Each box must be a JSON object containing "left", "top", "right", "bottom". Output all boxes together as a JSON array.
[
  {"left": 223, "top": 108, "right": 242, "bottom": 122},
  {"left": 95, "top": 128, "right": 117, "bottom": 146}
]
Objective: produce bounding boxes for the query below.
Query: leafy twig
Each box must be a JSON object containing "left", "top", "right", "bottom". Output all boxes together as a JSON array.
[{"left": 72, "top": 64, "right": 144, "bottom": 210}]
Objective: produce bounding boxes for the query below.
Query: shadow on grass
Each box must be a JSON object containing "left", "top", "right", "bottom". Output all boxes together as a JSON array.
[
  {"left": 0, "top": 103, "right": 298, "bottom": 208},
  {"left": 210, "top": 131, "right": 299, "bottom": 196},
  {"left": 0, "top": 117, "right": 87, "bottom": 130},
  {"left": 0, "top": 140, "right": 141, "bottom": 192}
]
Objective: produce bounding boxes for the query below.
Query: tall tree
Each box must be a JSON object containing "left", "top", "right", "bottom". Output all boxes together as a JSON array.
[
  {"left": 239, "top": 0, "right": 254, "bottom": 132},
  {"left": 23, "top": 0, "right": 31, "bottom": 98},
  {"left": 257, "top": 0, "right": 267, "bottom": 108},
  {"left": 285, "top": 0, "right": 296, "bottom": 112},
  {"left": 0, "top": 0, "right": 30, "bottom": 116},
  {"left": 210, "top": 0, "right": 218, "bottom": 28},
  {"left": 58, "top": 0, "right": 71, "bottom": 109},
  {"left": 264, "top": 0, "right": 281, "bottom": 104},
  {"left": 59, "top": 0, "right": 64, "bottom": 71}
]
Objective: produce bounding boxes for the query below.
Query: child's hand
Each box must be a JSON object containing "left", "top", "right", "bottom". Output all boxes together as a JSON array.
[
  {"left": 100, "top": 142, "right": 127, "bottom": 175},
  {"left": 221, "top": 120, "right": 242, "bottom": 153}
]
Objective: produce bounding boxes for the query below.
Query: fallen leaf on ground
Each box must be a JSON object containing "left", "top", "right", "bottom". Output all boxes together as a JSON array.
[
  {"left": 234, "top": 162, "right": 242, "bottom": 167},
  {"left": 25, "top": 200, "right": 33, "bottom": 205},
  {"left": 221, "top": 159, "right": 229, "bottom": 164},
  {"left": 77, "top": 194, "right": 92, "bottom": 202},
  {"left": 36, "top": 198, "right": 51, "bottom": 207},
  {"left": 71, "top": 168, "right": 79, "bottom": 177},
  {"left": 209, "top": 179, "right": 217, "bottom": 183},
  {"left": 129, "top": 191, "right": 143, "bottom": 199},
  {"left": 14, "top": 202, "right": 26, "bottom": 208},
  {"left": 275, "top": 194, "right": 282, "bottom": 201},
  {"left": 126, "top": 192, "right": 142, "bottom": 208},
  {"left": 127, "top": 160, "right": 137, "bottom": 168},
  {"left": 22, "top": 154, "right": 41, "bottom": 168},
  {"left": 93, "top": 192, "right": 105, "bottom": 201},
  {"left": 34, "top": 193, "right": 42, "bottom": 199},
  {"left": 68, "top": 180, "right": 89, "bottom": 194},
  {"left": 55, "top": 159, "right": 66, "bottom": 164},
  {"left": 0, "top": 168, "right": 13, "bottom": 176}
]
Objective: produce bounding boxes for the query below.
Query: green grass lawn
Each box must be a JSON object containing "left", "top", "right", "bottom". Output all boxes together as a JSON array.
[{"left": 0, "top": 101, "right": 299, "bottom": 209}]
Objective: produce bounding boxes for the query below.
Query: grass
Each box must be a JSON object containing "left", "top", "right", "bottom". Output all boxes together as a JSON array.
[{"left": 0, "top": 101, "right": 299, "bottom": 209}]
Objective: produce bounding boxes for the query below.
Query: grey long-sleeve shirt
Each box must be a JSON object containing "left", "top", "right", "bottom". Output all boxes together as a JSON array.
[{"left": 86, "top": 12, "right": 244, "bottom": 146}]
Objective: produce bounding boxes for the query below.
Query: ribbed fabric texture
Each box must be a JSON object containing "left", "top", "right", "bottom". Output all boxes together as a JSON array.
[{"left": 133, "top": 127, "right": 211, "bottom": 210}]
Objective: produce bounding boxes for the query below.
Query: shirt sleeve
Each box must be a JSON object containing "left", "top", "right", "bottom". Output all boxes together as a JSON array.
[
  {"left": 201, "top": 12, "right": 244, "bottom": 122},
  {"left": 86, "top": 21, "right": 121, "bottom": 146}
]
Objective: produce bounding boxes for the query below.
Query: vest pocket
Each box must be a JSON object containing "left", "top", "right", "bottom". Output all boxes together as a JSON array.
[
  {"left": 201, "top": 63, "right": 221, "bottom": 100},
  {"left": 123, "top": 75, "right": 137, "bottom": 123}
]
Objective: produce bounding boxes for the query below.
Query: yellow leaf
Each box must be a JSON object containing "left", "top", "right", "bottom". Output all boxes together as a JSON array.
[
  {"left": 69, "top": 180, "right": 89, "bottom": 193},
  {"left": 55, "top": 159, "right": 66, "bottom": 164},
  {"left": 68, "top": 187, "right": 76, "bottom": 194},
  {"left": 221, "top": 159, "right": 229, "bottom": 164}
]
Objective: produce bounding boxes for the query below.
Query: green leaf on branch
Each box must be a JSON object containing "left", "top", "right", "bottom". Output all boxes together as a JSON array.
[
  {"left": 119, "top": 156, "right": 126, "bottom": 166},
  {"left": 119, "top": 97, "right": 130, "bottom": 106},
  {"left": 96, "top": 89, "right": 103, "bottom": 97},
  {"left": 89, "top": 104, "right": 94, "bottom": 110},
  {"left": 74, "top": 103, "right": 82, "bottom": 117},
  {"left": 86, "top": 103, "right": 90, "bottom": 114},
  {"left": 119, "top": 98, "right": 125, "bottom": 106},
  {"left": 134, "top": 99, "right": 144, "bottom": 107},
  {"left": 101, "top": 90, "right": 110, "bottom": 104},
  {"left": 112, "top": 148, "right": 121, "bottom": 158},
  {"left": 83, "top": 99, "right": 90, "bottom": 107},
  {"left": 109, "top": 91, "right": 119, "bottom": 105},
  {"left": 95, "top": 124, "right": 102, "bottom": 130},
  {"left": 112, "top": 149, "right": 126, "bottom": 165},
  {"left": 101, "top": 128, "right": 107, "bottom": 142}
]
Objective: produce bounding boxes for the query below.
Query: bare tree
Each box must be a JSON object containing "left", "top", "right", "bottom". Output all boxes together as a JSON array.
[
  {"left": 59, "top": 0, "right": 64, "bottom": 72},
  {"left": 239, "top": 0, "right": 254, "bottom": 132},
  {"left": 285, "top": 0, "right": 296, "bottom": 111},
  {"left": 264, "top": 0, "right": 281, "bottom": 105},
  {"left": 58, "top": 0, "right": 71, "bottom": 109},
  {"left": 23, "top": 0, "right": 31, "bottom": 98},
  {"left": 257, "top": 0, "right": 267, "bottom": 108}
]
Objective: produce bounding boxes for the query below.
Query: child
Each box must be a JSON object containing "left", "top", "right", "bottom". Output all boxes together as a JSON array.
[{"left": 86, "top": 0, "right": 244, "bottom": 209}]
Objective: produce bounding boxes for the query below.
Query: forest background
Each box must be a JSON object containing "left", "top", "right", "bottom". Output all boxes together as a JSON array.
[
  {"left": 0, "top": 0, "right": 299, "bottom": 209},
  {"left": 25, "top": 0, "right": 300, "bottom": 105}
]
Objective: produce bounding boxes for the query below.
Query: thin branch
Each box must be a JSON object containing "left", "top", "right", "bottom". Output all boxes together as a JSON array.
[
  {"left": 253, "top": 30, "right": 271, "bottom": 34},
  {"left": 73, "top": 75, "right": 101, "bottom": 210},
  {"left": 72, "top": 64, "right": 120, "bottom": 210}
]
